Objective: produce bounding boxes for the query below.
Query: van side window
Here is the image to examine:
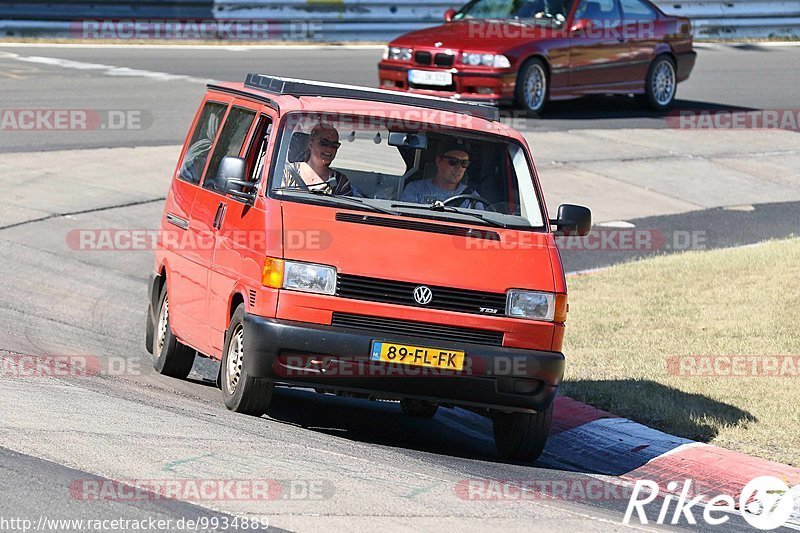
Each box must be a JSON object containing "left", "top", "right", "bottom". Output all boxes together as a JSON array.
[
  {"left": 178, "top": 102, "right": 226, "bottom": 185},
  {"left": 246, "top": 115, "right": 273, "bottom": 185},
  {"left": 202, "top": 107, "right": 257, "bottom": 192}
]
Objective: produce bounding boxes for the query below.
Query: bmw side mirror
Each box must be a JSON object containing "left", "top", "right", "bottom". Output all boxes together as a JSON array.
[
  {"left": 444, "top": 8, "right": 456, "bottom": 22},
  {"left": 550, "top": 204, "right": 592, "bottom": 236},
  {"left": 218, "top": 156, "right": 256, "bottom": 203}
]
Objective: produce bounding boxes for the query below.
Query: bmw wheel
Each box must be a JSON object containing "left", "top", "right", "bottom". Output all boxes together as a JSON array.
[
  {"left": 515, "top": 58, "right": 548, "bottom": 117},
  {"left": 640, "top": 55, "right": 677, "bottom": 111}
]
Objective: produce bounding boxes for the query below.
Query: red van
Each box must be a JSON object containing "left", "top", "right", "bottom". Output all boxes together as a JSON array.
[{"left": 145, "top": 75, "right": 591, "bottom": 461}]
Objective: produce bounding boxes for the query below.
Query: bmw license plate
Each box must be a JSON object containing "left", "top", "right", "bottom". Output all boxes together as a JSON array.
[
  {"left": 408, "top": 69, "right": 453, "bottom": 86},
  {"left": 370, "top": 341, "right": 465, "bottom": 371}
]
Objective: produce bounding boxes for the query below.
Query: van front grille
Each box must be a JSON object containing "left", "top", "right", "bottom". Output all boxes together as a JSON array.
[
  {"left": 336, "top": 273, "right": 507, "bottom": 317},
  {"left": 331, "top": 313, "right": 504, "bottom": 346}
]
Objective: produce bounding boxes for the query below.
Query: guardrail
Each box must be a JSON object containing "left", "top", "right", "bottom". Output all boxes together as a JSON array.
[
  {"left": 652, "top": 0, "right": 800, "bottom": 38},
  {"left": 0, "top": 0, "right": 797, "bottom": 41}
]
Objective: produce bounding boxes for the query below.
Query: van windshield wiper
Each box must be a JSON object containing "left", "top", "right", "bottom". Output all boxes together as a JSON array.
[
  {"left": 390, "top": 202, "right": 509, "bottom": 228},
  {"left": 276, "top": 188, "right": 398, "bottom": 216}
]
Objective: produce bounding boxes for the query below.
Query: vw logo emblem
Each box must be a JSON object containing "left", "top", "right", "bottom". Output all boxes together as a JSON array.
[{"left": 413, "top": 286, "right": 433, "bottom": 305}]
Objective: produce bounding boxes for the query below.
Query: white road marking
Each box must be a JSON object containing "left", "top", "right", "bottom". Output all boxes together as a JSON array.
[
  {"left": 595, "top": 220, "right": 636, "bottom": 228},
  {"left": 0, "top": 43, "right": 385, "bottom": 50},
  {"left": 0, "top": 51, "right": 211, "bottom": 84}
]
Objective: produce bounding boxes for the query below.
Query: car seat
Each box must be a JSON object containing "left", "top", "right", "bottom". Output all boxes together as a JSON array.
[{"left": 288, "top": 132, "right": 310, "bottom": 163}]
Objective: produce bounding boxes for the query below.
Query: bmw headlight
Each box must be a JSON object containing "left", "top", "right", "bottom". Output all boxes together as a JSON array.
[
  {"left": 283, "top": 260, "right": 337, "bottom": 295},
  {"left": 461, "top": 52, "right": 511, "bottom": 68},
  {"left": 385, "top": 46, "right": 413, "bottom": 61},
  {"left": 506, "top": 290, "right": 558, "bottom": 321}
]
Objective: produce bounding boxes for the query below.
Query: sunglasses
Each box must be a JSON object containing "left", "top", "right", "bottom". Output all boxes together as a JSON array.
[
  {"left": 318, "top": 138, "right": 342, "bottom": 149},
  {"left": 442, "top": 156, "right": 471, "bottom": 169}
]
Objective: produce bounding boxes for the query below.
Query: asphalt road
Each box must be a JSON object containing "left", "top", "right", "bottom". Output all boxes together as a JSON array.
[{"left": 0, "top": 43, "right": 799, "bottom": 152}]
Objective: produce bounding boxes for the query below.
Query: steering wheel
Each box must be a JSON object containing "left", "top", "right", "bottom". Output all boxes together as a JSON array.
[{"left": 442, "top": 194, "right": 497, "bottom": 212}]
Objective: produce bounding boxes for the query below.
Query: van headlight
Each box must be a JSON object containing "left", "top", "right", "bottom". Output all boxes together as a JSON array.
[
  {"left": 506, "top": 290, "right": 555, "bottom": 321},
  {"left": 284, "top": 260, "right": 336, "bottom": 295},
  {"left": 262, "top": 258, "right": 336, "bottom": 295}
]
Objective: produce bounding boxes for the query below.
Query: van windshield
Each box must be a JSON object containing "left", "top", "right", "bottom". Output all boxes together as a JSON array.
[{"left": 269, "top": 112, "right": 546, "bottom": 230}]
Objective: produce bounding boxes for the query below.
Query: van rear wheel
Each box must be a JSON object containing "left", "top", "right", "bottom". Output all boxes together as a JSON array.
[
  {"left": 492, "top": 404, "right": 553, "bottom": 461},
  {"left": 152, "top": 285, "right": 195, "bottom": 379},
  {"left": 221, "top": 304, "right": 274, "bottom": 416}
]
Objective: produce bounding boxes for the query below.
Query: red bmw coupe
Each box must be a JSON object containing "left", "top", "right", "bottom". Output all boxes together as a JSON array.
[{"left": 378, "top": 0, "right": 696, "bottom": 115}]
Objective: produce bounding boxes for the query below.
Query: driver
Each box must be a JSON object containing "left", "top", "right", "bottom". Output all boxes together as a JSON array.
[{"left": 401, "top": 142, "right": 484, "bottom": 209}]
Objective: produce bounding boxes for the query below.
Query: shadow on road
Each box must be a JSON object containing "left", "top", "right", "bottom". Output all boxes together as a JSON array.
[
  {"left": 503, "top": 95, "right": 757, "bottom": 122},
  {"left": 264, "top": 387, "right": 501, "bottom": 461}
]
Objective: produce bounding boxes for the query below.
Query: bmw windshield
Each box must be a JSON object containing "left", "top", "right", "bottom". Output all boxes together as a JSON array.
[{"left": 454, "top": 0, "right": 575, "bottom": 25}]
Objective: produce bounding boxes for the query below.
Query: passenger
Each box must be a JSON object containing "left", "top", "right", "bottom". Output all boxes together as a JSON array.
[
  {"left": 282, "top": 123, "right": 353, "bottom": 195},
  {"left": 401, "top": 142, "right": 483, "bottom": 209}
]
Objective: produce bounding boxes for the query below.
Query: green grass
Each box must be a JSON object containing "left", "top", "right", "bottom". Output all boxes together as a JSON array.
[{"left": 561, "top": 238, "right": 800, "bottom": 467}]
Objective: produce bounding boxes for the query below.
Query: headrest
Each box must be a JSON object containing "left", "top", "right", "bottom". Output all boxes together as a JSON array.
[{"left": 288, "top": 132, "right": 310, "bottom": 163}]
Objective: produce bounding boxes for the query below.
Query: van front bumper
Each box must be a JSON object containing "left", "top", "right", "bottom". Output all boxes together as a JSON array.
[{"left": 242, "top": 314, "right": 564, "bottom": 413}]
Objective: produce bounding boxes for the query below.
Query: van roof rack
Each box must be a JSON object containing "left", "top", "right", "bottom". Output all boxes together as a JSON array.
[{"left": 244, "top": 73, "right": 500, "bottom": 122}]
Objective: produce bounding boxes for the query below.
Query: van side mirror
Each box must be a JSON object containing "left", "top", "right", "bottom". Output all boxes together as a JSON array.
[
  {"left": 444, "top": 8, "right": 457, "bottom": 22},
  {"left": 218, "top": 156, "right": 256, "bottom": 203},
  {"left": 550, "top": 204, "right": 591, "bottom": 236}
]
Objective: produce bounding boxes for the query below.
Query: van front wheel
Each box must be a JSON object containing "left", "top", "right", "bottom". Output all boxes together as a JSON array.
[
  {"left": 221, "top": 304, "right": 274, "bottom": 416},
  {"left": 492, "top": 404, "right": 553, "bottom": 461}
]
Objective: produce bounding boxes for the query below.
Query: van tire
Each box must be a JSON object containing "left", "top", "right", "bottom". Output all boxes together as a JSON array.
[
  {"left": 152, "top": 285, "right": 195, "bottom": 379},
  {"left": 400, "top": 399, "right": 439, "bottom": 419},
  {"left": 221, "top": 304, "right": 274, "bottom": 416},
  {"left": 492, "top": 404, "right": 553, "bottom": 461}
]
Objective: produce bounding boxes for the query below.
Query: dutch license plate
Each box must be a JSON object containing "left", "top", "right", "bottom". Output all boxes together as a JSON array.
[
  {"left": 408, "top": 69, "right": 453, "bottom": 86},
  {"left": 370, "top": 341, "right": 465, "bottom": 371}
]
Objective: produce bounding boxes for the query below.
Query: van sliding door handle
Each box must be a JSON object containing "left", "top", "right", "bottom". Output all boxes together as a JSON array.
[{"left": 213, "top": 202, "right": 226, "bottom": 229}]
